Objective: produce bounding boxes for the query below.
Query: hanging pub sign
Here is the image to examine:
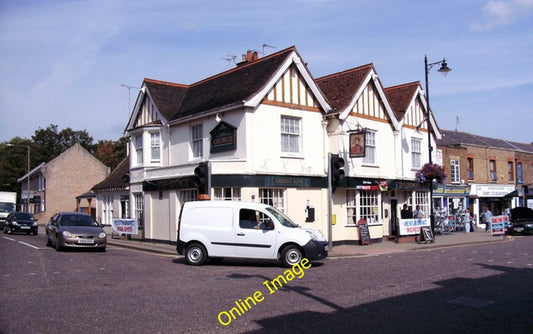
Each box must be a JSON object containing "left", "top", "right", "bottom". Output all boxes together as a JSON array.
[
  {"left": 210, "top": 121, "right": 237, "bottom": 153},
  {"left": 349, "top": 131, "right": 366, "bottom": 158}
]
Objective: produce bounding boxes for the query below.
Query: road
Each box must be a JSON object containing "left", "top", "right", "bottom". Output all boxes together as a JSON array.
[{"left": 1, "top": 232, "right": 532, "bottom": 334}]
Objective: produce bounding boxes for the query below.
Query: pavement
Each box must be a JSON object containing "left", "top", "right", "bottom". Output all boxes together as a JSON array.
[{"left": 106, "top": 229, "right": 513, "bottom": 258}]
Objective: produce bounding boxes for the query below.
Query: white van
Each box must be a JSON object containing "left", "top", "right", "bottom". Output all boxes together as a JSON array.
[{"left": 176, "top": 201, "right": 328, "bottom": 267}]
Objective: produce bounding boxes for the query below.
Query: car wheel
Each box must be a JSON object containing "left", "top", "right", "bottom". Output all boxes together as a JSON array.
[
  {"left": 55, "top": 236, "right": 62, "bottom": 251},
  {"left": 184, "top": 243, "right": 207, "bottom": 266},
  {"left": 281, "top": 245, "right": 303, "bottom": 268},
  {"left": 46, "top": 235, "right": 52, "bottom": 247}
]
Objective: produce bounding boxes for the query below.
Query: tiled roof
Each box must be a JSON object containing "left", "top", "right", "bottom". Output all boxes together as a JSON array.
[
  {"left": 384, "top": 82, "right": 420, "bottom": 121},
  {"left": 144, "top": 46, "right": 298, "bottom": 122},
  {"left": 437, "top": 130, "right": 533, "bottom": 153},
  {"left": 315, "top": 64, "right": 374, "bottom": 112},
  {"left": 92, "top": 157, "right": 130, "bottom": 191},
  {"left": 144, "top": 79, "right": 188, "bottom": 121}
]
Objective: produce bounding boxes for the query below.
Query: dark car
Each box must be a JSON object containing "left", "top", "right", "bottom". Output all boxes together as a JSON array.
[
  {"left": 507, "top": 207, "right": 533, "bottom": 235},
  {"left": 3, "top": 212, "right": 38, "bottom": 235},
  {"left": 46, "top": 212, "right": 106, "bottom": 251}
]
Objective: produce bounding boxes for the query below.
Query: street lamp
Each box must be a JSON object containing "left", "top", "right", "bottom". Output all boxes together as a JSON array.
[
  {"left": 424, "top": 56, "right": 451, "bottom": 234},
  {"left": 7, "top": 144, "right": 31, "bottom": 212}
]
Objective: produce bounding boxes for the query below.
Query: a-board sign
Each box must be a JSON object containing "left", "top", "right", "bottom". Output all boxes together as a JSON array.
[
  {"left": 358, "top": 218, "right": 372, "bottom": 245},
  {"left": 419, "top": 226, "right": 434, "bottom": 243}
]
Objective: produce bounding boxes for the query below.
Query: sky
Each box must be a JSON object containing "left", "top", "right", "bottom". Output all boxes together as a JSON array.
[{"left": 1, "top": 0, "right": 532, "bottom": 144}]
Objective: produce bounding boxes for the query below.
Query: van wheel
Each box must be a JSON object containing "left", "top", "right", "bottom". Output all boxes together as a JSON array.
[
  {"left": 185, "top": 243, "right": 207, "bottom": 266},
  {"left": 281, "top": 245, "right": 303, "bottom": 267}
]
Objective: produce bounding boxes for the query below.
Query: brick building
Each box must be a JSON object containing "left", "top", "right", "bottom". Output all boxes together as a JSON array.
[{"left": 437, "top": 130, "right": 533, "bottom": 221}]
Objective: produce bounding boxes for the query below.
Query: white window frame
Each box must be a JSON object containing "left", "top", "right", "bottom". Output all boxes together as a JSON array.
[
  {"left": 191, "top": 124, "right": 203, "bottom": 159},
  {"left": 133, "top": 193, "right": 143, "bottom": 226},
  {"left": 411, "top": 138, "right": 421, "bottom": 169},
  {"left": 363, "top": 131, "right": 376, "bottom": 165},
  {"left": 150, "top": 132, "right": 161, "bottom": 163},
  {"left": 451, "top": 159, "right": 460, "bottom": 184},
  {"left": 259, "top": 188, "right": 286, "bottom": 213},
  {"left": 346, "top": 189, "right": 382, "bottom": 226},
  {"left": 102, "top": 195, "right": 113, "bottom": 226},
  {"left": 134, "top": 135, "right": 143, "bottom": 165},
  {"left": 213, "top": 188, "right": 241, "bottom": 201},
  {"left": 280, "top": 116, "right": 301, "bottom": 155}
]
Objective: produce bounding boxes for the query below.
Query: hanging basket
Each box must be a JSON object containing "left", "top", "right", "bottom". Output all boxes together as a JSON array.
[{"left": 415, "top": 163, "right": 447, "bottom": 185}]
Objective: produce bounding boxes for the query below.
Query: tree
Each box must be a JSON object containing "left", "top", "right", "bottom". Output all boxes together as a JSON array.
[
  {"left": 0, "top": 138, "right": 34, "bottom": 193},
  {"left": 94, "top": 137, "right": 128, "bottom": 170},
  {"left": 32, "top": 124, "right": 95, "bottom": 163}
]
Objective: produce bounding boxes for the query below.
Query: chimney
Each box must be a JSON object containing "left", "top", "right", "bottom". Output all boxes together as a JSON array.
[{"left": 237, "top": 50, "right": 259, "bottom": 66}]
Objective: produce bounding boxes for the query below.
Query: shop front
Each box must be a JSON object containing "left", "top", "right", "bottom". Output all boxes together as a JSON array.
[{"left": 469, "top": 184, "right": 515, "bottom": 219}]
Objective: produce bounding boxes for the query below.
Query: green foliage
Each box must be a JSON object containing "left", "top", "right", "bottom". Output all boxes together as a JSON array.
[{"left": 1, "top": 124, "right": 127, "bottom": 193}]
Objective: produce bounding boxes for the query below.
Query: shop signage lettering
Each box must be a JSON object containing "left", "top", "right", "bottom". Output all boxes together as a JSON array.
[
  {"left": 399, "top": 218, "right": 430, "bottom": 236},
  {"left": 112, "top": 219, "right": 138, "bottom": 234},
  {"left": 210, "top": 121, "right": 237, "bottom": 153}
]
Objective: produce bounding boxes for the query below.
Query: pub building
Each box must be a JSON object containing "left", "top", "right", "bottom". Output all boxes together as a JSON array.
[{"left": 114, "top": 46, "right": 440, "bottom": 245}]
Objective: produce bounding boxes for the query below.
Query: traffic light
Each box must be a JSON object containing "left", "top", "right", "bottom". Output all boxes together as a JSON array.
[
  {"left": 194, "top": 162, "right": 211, "bottom": 196},
  {"left": 330, "top": 154, "right": 345, "bottom": 193}
]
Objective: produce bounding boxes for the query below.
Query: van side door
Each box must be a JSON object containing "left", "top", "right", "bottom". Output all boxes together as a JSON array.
[{"left": 235, "top": 209, "right": 277, "bottom": 259}]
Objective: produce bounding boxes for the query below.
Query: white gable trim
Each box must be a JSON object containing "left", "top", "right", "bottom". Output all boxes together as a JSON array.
[
  {"left": 243, "top": 51, "right": 332, "bottom": 113},
  {"left": 339, "top": 71, "right": 400, "bottom": 131},
  {"left": 126, "top": 86, "right": 170, "bottom": 132},
  {"left": 418, "top": 88, "right": 442, "bottom": 139}
]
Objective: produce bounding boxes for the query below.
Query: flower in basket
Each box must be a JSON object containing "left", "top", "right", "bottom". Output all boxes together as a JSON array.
[{"left": 415, "top": 163, "right": 447, "bottom": 184}]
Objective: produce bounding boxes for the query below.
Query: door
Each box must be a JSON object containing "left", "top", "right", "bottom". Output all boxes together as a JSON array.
[{"left": 235, "top": 208, "right": 277, "bottom": 259}]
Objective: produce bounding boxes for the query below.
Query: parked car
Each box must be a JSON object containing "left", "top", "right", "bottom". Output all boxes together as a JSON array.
[
  {"left": 46, "top": 212, "right": 106, "bottom": 251},
  {"left": 507, "top": 207, "right": 533, "bottom": 235},
  {"left": 3, "top": 212, "right": 38, "bottom": 235}
]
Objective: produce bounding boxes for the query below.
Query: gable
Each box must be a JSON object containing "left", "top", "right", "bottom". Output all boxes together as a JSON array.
[
  {"left": 262, "top": 64, "right": 321, "bottom": 112},
  {"left": 134, "top": 94, "right": 162, "bottom": 128},
  {"left": 402, "top": 95, "right": 428, "bottom": 131},
  {"left": 350, "top": 80, "right": 394, "bottom": 125}
]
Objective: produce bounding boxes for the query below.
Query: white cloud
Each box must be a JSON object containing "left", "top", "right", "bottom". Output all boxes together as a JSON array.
[{"left": 471, "top": 0, "right": 533, "bottom": 30}]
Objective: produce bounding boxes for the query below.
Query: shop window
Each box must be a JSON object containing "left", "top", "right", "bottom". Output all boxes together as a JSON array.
[
  {"left": 133, "top": 193, "right": 144, "bottom": 227},
  {"left": 259, "top": 188, "right": 285, "bottom": 213},
  {"left": 213, "top": 188, "right": 241, "bottom": 201},
  {"left": 346, "top": 189, "right": 381, "bottom": 225}
]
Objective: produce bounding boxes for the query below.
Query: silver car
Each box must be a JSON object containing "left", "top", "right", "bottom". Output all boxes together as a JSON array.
[{"left": 46, "top": 212, "right": 106, "bottom": 252}]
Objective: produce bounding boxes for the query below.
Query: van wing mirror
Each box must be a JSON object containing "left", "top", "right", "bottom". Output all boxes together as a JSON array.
[{"left": 264, "top": 220, "right": 274, "bottom": 230}]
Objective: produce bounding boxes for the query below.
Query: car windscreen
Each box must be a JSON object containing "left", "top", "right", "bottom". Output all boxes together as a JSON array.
[
  {"left": 61, "top": 215, "right": 97, "bottom": 227},
  {"left": 266, "top": 207, "right": 298, "bottom": 228},
  {"left": 13, "top": 213, "right": 33, "bottom": 220}
]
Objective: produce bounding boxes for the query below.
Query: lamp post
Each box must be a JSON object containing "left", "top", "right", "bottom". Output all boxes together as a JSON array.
[
  {"left": 7, "top": 144, "right": 31, "bottom": 212},
  {"left": 424, "top": 55, "right": 451, "bottom": 234}
]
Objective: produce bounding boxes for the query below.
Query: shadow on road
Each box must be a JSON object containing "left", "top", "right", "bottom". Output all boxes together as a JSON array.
[{"left": 244, "top": 264, "right": 533, "bottom": 334}]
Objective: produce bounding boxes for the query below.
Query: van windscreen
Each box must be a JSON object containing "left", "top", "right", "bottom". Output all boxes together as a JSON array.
[{"left": 266, "top": 207, "right": 298, "bottom": 228}]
